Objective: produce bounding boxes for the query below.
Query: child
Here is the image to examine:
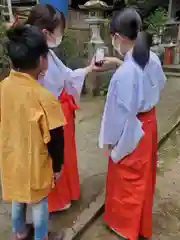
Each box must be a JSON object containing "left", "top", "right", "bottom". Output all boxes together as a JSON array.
[
  {"left": 26, "top": 4, "right": 98, "bottom": 212},
  {"left": 99, "top": 8, "right": 166, "bottom": 240},
  {"left": 0, "top": 25, "right": 66, "bottom": 239}
]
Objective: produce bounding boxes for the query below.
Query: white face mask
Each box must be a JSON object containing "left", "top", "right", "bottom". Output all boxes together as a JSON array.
[
  {"left": 47, "top": 36, "right": 62, "bottom": 48},
  {"left": 112, "top": 37, "right": 124, "bottom": 57}
]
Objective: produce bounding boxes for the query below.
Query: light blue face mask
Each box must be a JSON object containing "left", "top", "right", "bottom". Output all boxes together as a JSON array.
[
  {"left": 112, "top": 36, "right": 124, "bottom": 57},
  {"left": 47, "top": 36, "right": 62, "bottom": 48}
]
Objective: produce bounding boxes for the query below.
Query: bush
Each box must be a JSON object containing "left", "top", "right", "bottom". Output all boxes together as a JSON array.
[
  {"left": 144, "top": 7, "right": 168, "bottom": 34},
  {"left": 0, "top": 23, "right": 11, "bottom": 79},
  {"left": 55, "top": 29, "right": 88, "bottom": 69}
]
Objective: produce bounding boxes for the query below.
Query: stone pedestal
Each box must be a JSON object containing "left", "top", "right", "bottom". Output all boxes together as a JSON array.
[
  {"left": 85, "top": 40, "right": 108, "bottom": 96},
  {"left": 79, "top": 0, "right": 112, "bottom": 96}
]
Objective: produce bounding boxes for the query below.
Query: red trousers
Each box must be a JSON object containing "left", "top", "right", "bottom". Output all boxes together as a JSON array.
[
  {"left": 48, "top": 90, "right": 80, "bottom": 212},
  {"left": 104, "top": 108, "right": 157, "bottom": 240}
]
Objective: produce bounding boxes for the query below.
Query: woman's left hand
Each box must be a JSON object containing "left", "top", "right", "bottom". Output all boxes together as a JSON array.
[
  {"left": 104, "top": 144, "right": 113, "bottom": 158},
  {"left": 85, "top": 57, "right": 104, "bottom": 73}
]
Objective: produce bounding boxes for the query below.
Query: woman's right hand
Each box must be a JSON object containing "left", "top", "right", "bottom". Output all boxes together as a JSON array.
[
  {"left": 85, "top": 57, "right": 104, "bottom": 73},
  {"left": 85, "top": 56, "right": 123, "bottom": 74},
  {"left": 103, "top": 57, "right": 123, "bottom": 67}
]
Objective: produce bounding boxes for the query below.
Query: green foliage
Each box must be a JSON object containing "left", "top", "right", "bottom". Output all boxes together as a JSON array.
[
  {"left": 56, "top": 29, "right": 88, "bottom": 68},
  {"left": 0, "top": 22, "right": 11, "bottom": 79},
  {"left": 60, "top": 31, "right": 79, "bottom": 60},
  {"left": 114, "top": 0, "right": 150, "bottom": 8},
  {"left": 145, "top": 7, "right": 168, "bottom": 34}
]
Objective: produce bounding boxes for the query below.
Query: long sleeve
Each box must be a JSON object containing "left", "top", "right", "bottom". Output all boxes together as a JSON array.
[
  {"left": 99, "top": 61, "right": 144, "bottom": 163},
  {"left": 153, "top": 54, "right": 167, "bottom": 91},
  {"left": 38, "top": 90, "right": 66, "bottom": 144},
  {"left": 43, "top": 50, "right": 87, "bottom": 102},
  {"left": 99, "top": 62, "right": 137, "bottom": 147},
  {"left": 52, "top": 53, "right": 87, "bottom": 103},
  {"left": 47, "top": 126, "right": 64, "bottom": 173},
  {"left": 64, "top": 67, "right": 87, "bottom": 103}
]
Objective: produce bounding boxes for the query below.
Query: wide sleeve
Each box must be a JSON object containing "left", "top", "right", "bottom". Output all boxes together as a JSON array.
[
  {"left": 64, "top": 67, "right": 87, "bottom": 103},
  {"left": 99, "top": 64, "right": 144, "bottom": 163},
  {"left": 99, "top": 67, "right": 134, "bottom": 148},
  {"left": 38, "top": 91, "right": 66, "bottom": 144},
  {"left": 150, "top": 52, "right": 167, "bottom": 91},
  {"left": 156, "top": 59, "right": 167, "bottom": 91},
  {"left": 48, "top": 50, "right": 87, "bottom": 102},
  {"left": 47, "top": 126, "right": 64, "bottom": 173}
]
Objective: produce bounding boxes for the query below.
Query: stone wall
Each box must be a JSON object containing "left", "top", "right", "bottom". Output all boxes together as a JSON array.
[
  {"left": 0, "top": 23, "right": 10, "bottom": 81},
  {"left": 68, "top": 9, "right": 88, "bottom": 29}
]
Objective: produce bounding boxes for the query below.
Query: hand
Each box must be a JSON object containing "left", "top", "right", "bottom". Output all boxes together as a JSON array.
[
  {"left": 103, "top": 57, "right": 123, "bottom": 66},
  {"left": 85, "top": 57, "right": 105, "bottom": 74},
  {"left": 104, "top": 144, "right": 113, "bottom": 158},
  {"left": 85, "top": 56, "right": 123, "bottom": 74},
  {"left": 53, "top": 171, "right": 62, "bottom": 182}
]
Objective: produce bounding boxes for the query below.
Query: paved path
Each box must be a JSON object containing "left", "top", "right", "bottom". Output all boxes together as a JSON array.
[
  {"left": 81, "top": 125, "right": 180, "bottom": 239},
  {"left": 1, "top": 77, "right": 180, "bottom": 238}
]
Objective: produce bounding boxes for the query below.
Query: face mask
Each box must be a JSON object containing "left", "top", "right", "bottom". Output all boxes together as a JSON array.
[
  {"left": 112, "top": 37, "right": 124, "bottom": 57},
  {"left": 47, "top": 36, "right": 62, "bottom": 48}
]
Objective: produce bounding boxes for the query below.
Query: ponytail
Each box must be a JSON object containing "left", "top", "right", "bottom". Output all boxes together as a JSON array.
[
  {"left": 132, "top": 31, "right": 150, "bottom": 69},
  {"left": 109, "top": 8, "right": 150, "bottom": 69}
]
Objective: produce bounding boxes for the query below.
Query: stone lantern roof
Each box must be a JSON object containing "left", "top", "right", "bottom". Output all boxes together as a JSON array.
[{"left": 79, "top": 0, "right": 112, "bottom": 10}]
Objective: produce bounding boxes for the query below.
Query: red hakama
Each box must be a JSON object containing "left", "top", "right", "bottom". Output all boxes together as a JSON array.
[
  {"left": 104, "top": 108, "right": 157, "bottom": 240},
  {"left": 48, "top": 89, "right": 80, "bottom": 212}
]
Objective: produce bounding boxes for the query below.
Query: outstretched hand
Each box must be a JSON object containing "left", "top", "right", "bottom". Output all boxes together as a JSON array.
[
  {"left": 85, "top": 56, "right": 123, "bottom": 74},
  {"left": 103, "top": 57, "right": 123, "bottom": 66},
  {"left": 87, "top": 57, "right": 105, "bottom": 72}
]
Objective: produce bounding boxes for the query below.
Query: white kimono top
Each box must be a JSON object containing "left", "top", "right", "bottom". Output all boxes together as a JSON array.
[{"left": 99, "top": 51, "right": 167, "bottom": 163}]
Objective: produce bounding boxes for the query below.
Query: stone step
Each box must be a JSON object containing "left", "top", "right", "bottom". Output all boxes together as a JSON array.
[
  {"left": 165, "top": 72, "right": 180, "bottom": 77},
  {"left": 163, "top": 65, "right": 180, "bottom": 73}
]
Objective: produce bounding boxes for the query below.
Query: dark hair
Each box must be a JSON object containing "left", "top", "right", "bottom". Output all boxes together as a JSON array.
[
  {"left": 6, "top": 25, "right": 48, "bottom": 70},
  {"left": 26, "top": 4, "right": 65, "bottom": 32},
  {"left": 110, "top": 8, "right": 150, "bottom": 69}
]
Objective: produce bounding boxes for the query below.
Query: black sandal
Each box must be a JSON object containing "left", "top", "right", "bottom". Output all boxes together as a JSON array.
[
  {"left": 13, "top": 224, "right": 34, "bottom": 240},
  {"left": 48, "top": 231, "right": 64, "bottom": 240}
]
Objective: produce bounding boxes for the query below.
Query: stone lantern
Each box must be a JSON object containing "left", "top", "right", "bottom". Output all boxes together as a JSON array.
[
  {"left": 79, "top": 0, "right": 112, "bottom": 96},
  {"left": 79, "top": 0, "right": 112, "bottom": 52}
]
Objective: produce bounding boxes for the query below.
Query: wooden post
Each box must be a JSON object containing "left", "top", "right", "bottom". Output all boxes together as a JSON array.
[
  {"left": 174, "top": 23, "right": 180, "bottom": 64},
  {"left": 168, "top": 0, "right": 173, "bottom": 19},
  {"left": 6, "top": 0, "right": 14, "bottom": 22},
  {"left": 177, "top": 24, "right": 180, "bottom": 42}
]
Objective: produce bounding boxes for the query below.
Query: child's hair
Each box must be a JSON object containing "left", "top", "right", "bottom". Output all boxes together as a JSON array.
[
  {"left": 26, "top": 4, "right": 65, "bottom": 32},
  {"left": 110, "top": 8, "right": 150, "bottom": 69},
  {"left": 6, "top": 25, "right": 48, "bottom": 70}
]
